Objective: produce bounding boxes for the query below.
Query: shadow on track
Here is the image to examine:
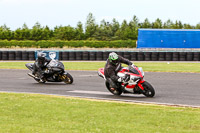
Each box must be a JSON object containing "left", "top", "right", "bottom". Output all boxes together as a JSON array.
[{"left": 30, "top": 83, "right": 74, "bottom": 86}]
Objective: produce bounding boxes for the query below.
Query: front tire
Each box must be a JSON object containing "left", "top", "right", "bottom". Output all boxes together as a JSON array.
[
  {"left": 62, "top": 73, "right": 73, "bottom": 84},
  {"left": 105, "top": 81, "right": 122, "bottom": 95},
  {"left": 141, "top": 81, "right": 155, "bottom": 97}
]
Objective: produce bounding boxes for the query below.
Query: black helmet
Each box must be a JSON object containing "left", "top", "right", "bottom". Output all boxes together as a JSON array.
[{"left": 37, "top": 52, "right": 46, "bottom": 66}]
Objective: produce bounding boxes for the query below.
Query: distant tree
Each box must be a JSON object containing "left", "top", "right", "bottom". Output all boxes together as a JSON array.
[
  {"left": 94, "top": 19, "right": 113, "bottom": 40},
  {"left": 0, "top": 24, "right": 13, "bottom": 40},
  {"left": 172, "top": 21, "right": 178, "bottom": 29},
  {"left": 41, "top": 26, "right": 53, "bottom": 40},
  {"left": 172, "top": 20, "right": 183, "bottom": 29},
  {"left": 183, "top": 23, "right": 194, "bottom": 29},
  {"left": 195, "top": 23, "right": 200, "bottom": 29},
  {"left": 54, "top": 25, "right": 76, "bottom": 40},
  {"left": 141, "top": 18, "right": 151, "bottom": 28},
  {"left": 163, "top": 19, "right": 174, "bottom": 29},
  {"left": 152, "top": 18, "right": 162, "bottom": 28},
  {"left": 130, "top": 15, "right": 139, "bottom": 27},
  {"left": 85, "top": 13, "right": 97, "bottom": 39},
  {"left": 22, "top": 23, "right": 31, "bottom": 40},
  {"left": 14, "top": 23, "right": 31, "bottom": 40},
  {"left": 30, "top": 22, "right": 43, "bottom": 41},
  {"left": 2, "top": 14, "right": 200, "bottom": 41},
  {"left": 93, "top": 19, "right": 105, "bottom": 40},
  {"left": 14, "top": 28, "right": 23, "bottom": 40},
  {"left": 128, "top": 15, "right": 139, "bottom": 39},
  {"left": 178, "top": 21, "right": 183, "bottom": 29},
  {"left": 75, "top": 21, "right": 85, "bottom": 40},
  {"left": 111, "top": 18, "right": 120, "bottom": 40},
  {"left": 115, "top": 20, "right": 129, "bottom": 40},
  {"left": 104, "top": 21, "right": 113, "bottom": 40},
  {"left": 93, "top": 20, "right": 103, "bottom": 40}
]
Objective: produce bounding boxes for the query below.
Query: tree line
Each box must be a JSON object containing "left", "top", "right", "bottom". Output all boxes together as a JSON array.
[{"left": 1, "top": 13, "right": 200, "bottom": 41}]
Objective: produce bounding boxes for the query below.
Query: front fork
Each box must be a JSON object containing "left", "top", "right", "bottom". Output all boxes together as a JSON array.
[
  {"left": 137, "top": 79, "right": 145, "bottom": 90},
  {"left": 59, "top": 72, "right": 68, "bottom": 80}
]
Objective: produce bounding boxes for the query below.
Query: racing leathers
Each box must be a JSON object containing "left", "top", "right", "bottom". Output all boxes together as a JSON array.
[
  {"left": 32, "top": 58, "right": 51, "bottom": 79},
  {"left": 104, "top": 55, "right": 132, "bottom": 89}
]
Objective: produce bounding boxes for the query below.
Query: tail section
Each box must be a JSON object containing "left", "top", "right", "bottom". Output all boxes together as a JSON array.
[
  {"left": 98, "top": 68, "right": 106, "bottom": 80},
  {"left": 25, "top": 63, "right": 34, "bottom": 71}
]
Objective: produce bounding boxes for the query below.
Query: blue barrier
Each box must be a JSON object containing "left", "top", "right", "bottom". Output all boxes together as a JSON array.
[{"left": 137, "top": 29, "right": 200, "bottom": 48}]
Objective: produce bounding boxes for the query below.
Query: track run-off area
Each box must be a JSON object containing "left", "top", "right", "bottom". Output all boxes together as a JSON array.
[{"left": 0, "top": 69, "right": 200, "bottom": 108}]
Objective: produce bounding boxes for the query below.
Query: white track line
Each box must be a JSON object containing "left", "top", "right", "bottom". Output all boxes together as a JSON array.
[
  {"left": 68, "top": 90, "right": 111, "bottom": 95},
  {"left": 0, "top": 90, "right": 199, "bottom": 108},
  {"left": 78, "top": 75, "right": 98, "bottom": 77}
]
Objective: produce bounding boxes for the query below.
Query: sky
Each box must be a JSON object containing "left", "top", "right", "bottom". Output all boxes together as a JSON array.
[{"left": 0, "top": 0, "right": 200, "bottom": 30}]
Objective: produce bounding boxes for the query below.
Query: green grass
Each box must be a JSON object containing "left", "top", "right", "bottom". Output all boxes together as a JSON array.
[
  {"left": 0, "top": 62, "right": 200, "bottom": 132},
  {"left": 1, "top": 61, "right": 200, "bottom": 73},
  {"left": 0, "top": 93, "right": 199, "bottom": 133}
]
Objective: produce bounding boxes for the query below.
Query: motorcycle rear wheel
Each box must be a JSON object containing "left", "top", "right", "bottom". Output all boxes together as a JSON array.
[
  {"left": 62, "top": 73, "right": 73, "bottom": 84},
  {"left": 105, "top": 81, "right": 122, "bottom": 95},
  {"left": 141, "top": 81, "right": 155, "bottom": 97}
]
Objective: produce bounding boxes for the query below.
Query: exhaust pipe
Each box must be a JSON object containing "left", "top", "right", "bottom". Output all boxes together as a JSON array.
[{"left": 28, "top": 73, "right": 36, "bottom": 78}]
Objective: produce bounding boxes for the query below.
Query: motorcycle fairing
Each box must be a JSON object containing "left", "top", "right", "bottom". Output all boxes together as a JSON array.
[{"left": 98, "top": 66, "right": 145, "bottom": 90}]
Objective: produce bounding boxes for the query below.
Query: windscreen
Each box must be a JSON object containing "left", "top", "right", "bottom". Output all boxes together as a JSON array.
[
  {"left": 48, "top": 60, "right": 58, "bottom": 67},
  {"left": 48, "top": 60, "right": 64, "bottom": 70},
  {"left": 128, "top": 66, "right": 139, "bottom": 75}
]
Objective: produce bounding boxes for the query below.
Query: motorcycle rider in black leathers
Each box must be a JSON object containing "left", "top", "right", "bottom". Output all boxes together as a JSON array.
[
  {"left": 104, "top": 52, "right": 133, "bottom": 91},
  {"left": 32, "top": 53, "right": 51, "bottom": 80}
]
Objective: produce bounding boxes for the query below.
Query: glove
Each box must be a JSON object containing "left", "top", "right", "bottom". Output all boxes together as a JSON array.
[
  {"left": 117, "top": 77, "right": 123, "bottom": 82},
  {"left": 130, "top": 63, "right": 135, "bottom": 66},
  {"left": 130, "top": 62, "right": 134, "bottom": 66},
  {"left": 129, "top": 64, "right": 137, "bottom": 68}
]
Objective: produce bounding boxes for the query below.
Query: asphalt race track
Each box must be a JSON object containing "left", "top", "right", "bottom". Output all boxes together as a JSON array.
[{"left": 0, "top": 69, "right": 200, "bottom": 107}]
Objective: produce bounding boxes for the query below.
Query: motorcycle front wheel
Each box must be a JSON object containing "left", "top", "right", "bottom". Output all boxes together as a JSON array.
[
  {"left": 141, "top": 81, "right": 155, "bottom": 97},
  {"left": 105, "top": 81, "right": 122, "bottom": 95},
  {"left": 62, "top": 73, "right": 73, "bottom": 84}
]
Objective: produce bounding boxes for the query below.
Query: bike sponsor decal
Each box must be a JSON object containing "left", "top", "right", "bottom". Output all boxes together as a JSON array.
[{"left": 35, "top": 51, "right": 59, "bottom": 60}]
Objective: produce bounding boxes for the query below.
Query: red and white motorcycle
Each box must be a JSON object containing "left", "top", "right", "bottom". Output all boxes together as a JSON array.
[{"left": 98, "top": 65, "right": 155, "bottom": 97}]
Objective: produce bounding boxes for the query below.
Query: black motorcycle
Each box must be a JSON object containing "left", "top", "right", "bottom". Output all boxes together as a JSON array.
[{"left": 25, "top": 60, "right": 73, "bottom": 84}]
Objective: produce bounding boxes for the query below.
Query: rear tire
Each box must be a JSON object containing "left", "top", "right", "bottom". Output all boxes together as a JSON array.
[
  {"left": 141, "top": 81, "right": 155, "bottom": 97},
  {"left": 105, "top": 81, "right": 122, "bottom": 95},
  {"left": 63, "top": 73, "right": 73, "bottom": 84}
]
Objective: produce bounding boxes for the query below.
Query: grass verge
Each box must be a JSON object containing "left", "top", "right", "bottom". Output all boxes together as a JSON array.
[
  {"left": 0, "top": 93, "right": 199, "bottom": 133},
  {"left": 0, "top": 61, "right": 200, "bottom": 73}
]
